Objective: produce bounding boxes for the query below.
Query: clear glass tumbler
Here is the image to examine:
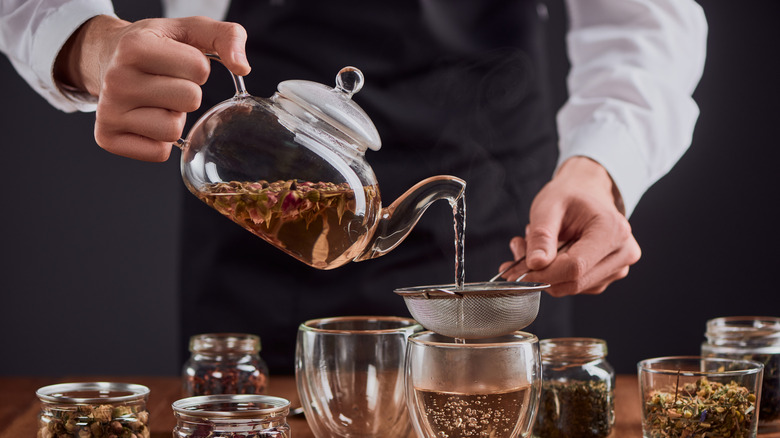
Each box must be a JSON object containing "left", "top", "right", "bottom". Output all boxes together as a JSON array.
[
  {"left": 295, "top": 316, "right": 423, "bottom": 437},
  {"left": 638, "top": 356, "right": 764, "bottom": 438},
  {"left": 405, "top": 331, "right": 541, "bottom": 438}
]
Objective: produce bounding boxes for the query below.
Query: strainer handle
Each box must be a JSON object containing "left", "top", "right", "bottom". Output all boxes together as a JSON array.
[{"left": 489, "top": 241, "right": 572, "bottom": 282}]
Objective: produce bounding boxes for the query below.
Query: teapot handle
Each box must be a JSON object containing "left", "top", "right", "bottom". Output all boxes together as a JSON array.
[{"left": 173, "top": 53, "right": 249, "bottom": 150}]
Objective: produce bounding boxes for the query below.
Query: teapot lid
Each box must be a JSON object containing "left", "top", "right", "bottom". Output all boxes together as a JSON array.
[{"left": 277, "top": 67, "right": 381, "bottom": 151}]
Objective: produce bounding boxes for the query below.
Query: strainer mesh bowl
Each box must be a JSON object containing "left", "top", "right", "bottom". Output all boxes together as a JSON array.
[{"left": 395, "top": 281, "right": 548, "bottom": 339}]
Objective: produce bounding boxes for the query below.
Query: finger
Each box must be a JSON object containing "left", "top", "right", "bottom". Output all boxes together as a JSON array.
[
  {"left": 558, "top": 264, "right": 631, "bottom": 296},
  {"left": 497, "top": 259, "right": 530, "bottom": 282},
  {"left": 102, "top": 71, "right": 203, "bottom": 114},
  {"left": 573, "top": 239, "right": 639, "bottom": 293},
  {"left": 525, "top": 239, "right": 640, "bottom": 296},
  {"left": 509, "top": 236, "right": 527, "bottom": 260},
  {"left": 106, "top": 28, "right": 211, "bottom": 85},
  {"left": 94, "top": 129, "right": 173, "bottom": 162},
  {"left": 544, "top": 280, "right": 591, "bottom": 297},
  {"left": 575, "top": 208, "right": 635, "bottom": 263},
  {"left": 577, "top": 266, "right": 630, "bottom": 295},
  {"left": 525, "top": 201, "right": 564, "bottom": 271},
  {"left": 106, "top": 107, "right": 188, "bottom": 144},
  {"left": 109, "top": 18, "right": 249, "bottom": 83},
  {"left": 529, "top": 213, "right": 629, "bottom": 285},
  {"left": 167, "top": 16, "right": 250, "bottom": 76}
]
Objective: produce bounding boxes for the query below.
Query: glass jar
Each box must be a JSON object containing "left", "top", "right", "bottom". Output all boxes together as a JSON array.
[
  {"left": 533, "top": 337, "right": 615, "bottom": 438},
  {"left": 173, "top": 394, "right": 290, "bottom": 438},
  {"left": 37, "top": 382, "right": 150, "bottom": 438},
  {"left": 701, "top": 316, "right": 780, "bottom": 433},
  {"left": 183, "top": 333, "right": 269, "bottom": 397}
]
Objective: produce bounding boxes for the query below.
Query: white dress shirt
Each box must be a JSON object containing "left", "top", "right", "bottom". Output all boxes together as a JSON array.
[{"left": 0, "top": 0, "right": 707, "bottom": 216}]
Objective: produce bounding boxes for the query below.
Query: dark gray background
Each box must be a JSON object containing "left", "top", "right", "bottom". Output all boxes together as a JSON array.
[{"left": 1, "top": 0, "right": 778, "bottom": 377}]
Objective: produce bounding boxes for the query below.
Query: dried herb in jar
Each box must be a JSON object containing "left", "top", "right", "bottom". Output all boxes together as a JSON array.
[
  {"left": 643, "top": 378, "right": 757, "bottom": 438},
  {"left": 732, "top": 352, "right": 779, "bottom": 422},
  {"left": 39, "top": 404, "right": 149, "bottom": 438},
  {"left": 183, "top": 333, "right": 269, "bottom": 398},
  {"left": 533, "top": 379, "right": 613, "bottom": 438},
  {"left": 184, "top": 364, "right": 268, "bottom": 396},
  {"left": 757, "top": 352, "right": 780, "bottom": 421}
]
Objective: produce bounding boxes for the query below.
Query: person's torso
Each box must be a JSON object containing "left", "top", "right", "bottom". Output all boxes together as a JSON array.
[{"left": 182, "top": 0, "right": 568, "bottom": 374}]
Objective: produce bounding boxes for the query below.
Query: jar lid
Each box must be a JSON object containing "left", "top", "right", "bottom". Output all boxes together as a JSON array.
[
  {"left": 277, "top": 67, "right": 381, "bottom": 152},
  {"left": 190, "top": 333, "right": 261, "bottom": 354},
  {"left": 36, "top": 382, "right": 150, "bottom": 404}
]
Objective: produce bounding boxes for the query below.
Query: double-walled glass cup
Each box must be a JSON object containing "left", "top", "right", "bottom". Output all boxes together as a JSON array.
[
  {"left": 295, "top": 316, "right": 422, "bottom": 437},
  {"left": 405, "top": 331, "right": 541, "bottom": 438}
]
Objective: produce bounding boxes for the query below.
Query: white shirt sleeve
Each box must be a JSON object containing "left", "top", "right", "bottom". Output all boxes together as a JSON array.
[
  {"left": 0, "top": 0, "right": 228, "bottom": 113},
  {"left": 162, "top": 0, "right": 230, "bottom": 20},
  {"left": 0, "top": 0, "right": 116, "bottom": 112},
  {"left": 558, "top": 0, "right": 707, "bottom": 217}
]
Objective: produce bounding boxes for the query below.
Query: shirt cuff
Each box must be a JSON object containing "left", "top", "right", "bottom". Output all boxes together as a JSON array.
[
  {"left": 32, "top": 0, "right": 116, "bottom": 112},
  {"left": 557, "top": 121, "right": 649, "bottom": 218}
]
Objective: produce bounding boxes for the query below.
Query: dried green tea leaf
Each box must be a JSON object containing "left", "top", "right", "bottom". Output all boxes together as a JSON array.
[{"left": 533, "top": 379, "right": 613, "bottom": 438}]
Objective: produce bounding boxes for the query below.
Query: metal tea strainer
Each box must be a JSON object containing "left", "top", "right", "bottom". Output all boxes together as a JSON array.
[
  {"left": 395, "top": 242, "right": 572, "bottom": 339},
  {"left": 394, "top": 281, "right": 549, "bottom": 339}
]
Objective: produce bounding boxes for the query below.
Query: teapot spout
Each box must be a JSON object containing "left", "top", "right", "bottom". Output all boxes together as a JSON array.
[{"left": 355, "top": 175, "right": 466, "bottom": 262}]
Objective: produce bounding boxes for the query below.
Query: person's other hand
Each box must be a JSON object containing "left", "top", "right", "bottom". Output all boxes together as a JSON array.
[
  {"left": 54, "top": 15, "right": 250, "bottom": 161},
  {"left": 497, "top": 156, "right": 641, "bottom": 296}
]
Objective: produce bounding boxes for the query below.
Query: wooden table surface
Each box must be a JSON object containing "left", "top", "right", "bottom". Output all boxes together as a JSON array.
[{"left": 1, "top": 375, "right": 776, "bottom": 437}]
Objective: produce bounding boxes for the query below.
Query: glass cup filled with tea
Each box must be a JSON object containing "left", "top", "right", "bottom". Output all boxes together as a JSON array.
[
  {"left": 295, "top": 316, "right": 423, "bottom": 437},
  {"left": 405, "top": 331, "right": 541, "bottom": 438}
]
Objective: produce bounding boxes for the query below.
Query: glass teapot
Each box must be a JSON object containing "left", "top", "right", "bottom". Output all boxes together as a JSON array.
[{"left": 176, "top": 55, "right": 466, "bottom": 270}]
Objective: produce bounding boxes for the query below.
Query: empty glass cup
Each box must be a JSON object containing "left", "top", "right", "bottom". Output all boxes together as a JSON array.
[
  {"left": 405, "top": 331, "right": 541, "bottom": 438},
  {"left": 295, "top": 316, "right": 422, "bottom": 437}
]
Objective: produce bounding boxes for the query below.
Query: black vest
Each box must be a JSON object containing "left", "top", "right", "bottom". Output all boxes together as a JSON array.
[{"left": 179, "top": 0, "right": 568, "bottom": 374}]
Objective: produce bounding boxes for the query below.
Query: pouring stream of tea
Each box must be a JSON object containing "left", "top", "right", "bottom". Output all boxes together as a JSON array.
[{"left": 451, "top": 195, "right": 466, "bottom": 290}]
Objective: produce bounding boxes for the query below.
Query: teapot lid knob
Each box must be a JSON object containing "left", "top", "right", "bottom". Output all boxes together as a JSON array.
[{"left": 335, "top": 67, "right": 364, "bottom": 97}]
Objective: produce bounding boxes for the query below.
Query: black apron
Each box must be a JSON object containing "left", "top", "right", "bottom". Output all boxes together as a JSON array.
[{"left": 179, "top": 0, "right": 570, "bottom": 374}]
